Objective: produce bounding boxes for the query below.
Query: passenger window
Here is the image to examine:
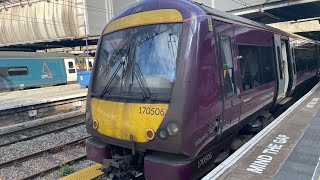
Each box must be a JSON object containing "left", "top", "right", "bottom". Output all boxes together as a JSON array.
[
  {"left": 239, "top": 45, "right": 275, "bottom": 91},
  {"left": 259, "top": 46, "right": 275, "bottom": 84},
  {"left": 219, "top": 36, "right": 236, "bottom": 96},
  {"left": 68, "top": 62, "right": 74, "bottom": 68},
  {"left": 8, "top": 67, "right": 28, "bottom": 76}
]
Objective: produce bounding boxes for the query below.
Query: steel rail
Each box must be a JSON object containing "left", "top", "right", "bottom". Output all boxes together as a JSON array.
[
  {"left": 1, "top": 113, "right": 85, "bottom": 136},
  {"left": 0, "top": 136, "right": 90, "bottom": 168},
  {"left": 0, "top": 120, "right": 85, "bottom": 148},
  {"left": 21, "top": 155, "right": 88, "bottom": 180}
]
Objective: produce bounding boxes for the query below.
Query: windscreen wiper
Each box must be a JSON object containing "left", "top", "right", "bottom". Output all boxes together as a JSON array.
[
  {"left": 99, "top": 59, "right": 125, "bottom": 97},
  {"left": 133, "top": 62, "right": 151, "bottom": 98}
]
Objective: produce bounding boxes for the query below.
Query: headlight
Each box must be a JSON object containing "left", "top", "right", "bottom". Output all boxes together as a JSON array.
[
  {"left": 166, "top": 123, "right": 180, "bottom": 136},
  {"left": 158, "top": 129, "right": 168, "bottom": 140}
]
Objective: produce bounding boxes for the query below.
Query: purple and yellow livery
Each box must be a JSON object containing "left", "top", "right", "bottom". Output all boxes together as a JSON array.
[{"left": 86, "top": 0, "right": 319, "bottom": 179}]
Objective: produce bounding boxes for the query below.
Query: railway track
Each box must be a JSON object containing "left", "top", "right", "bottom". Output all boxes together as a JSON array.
[
  {"left": 0, "top": 95, "right": 87, "bottom": 128},
  {"left": 0, "top": 136, "right": 90, "bottom": 180},
  {"left": 0, "top": 136, "right": 89, "bottom": 168},
  {"left": 0, "top": 110, "right": 90, "bottom": 180},
  {"left": 21, "top": 155, "right": 87, "bottom": 180},
  {"left": 0, "top": 114, "right": 85, "bottom": 147}
]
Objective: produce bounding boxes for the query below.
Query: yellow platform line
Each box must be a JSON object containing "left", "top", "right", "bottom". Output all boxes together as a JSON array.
[{"left": 59, "top": 164, "right": 103, "bottom": 180}]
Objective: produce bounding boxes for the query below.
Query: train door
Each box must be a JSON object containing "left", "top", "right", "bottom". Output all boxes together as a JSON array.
[
  {"left": 217, "top": 29, "right": 241, "bottom": 129},
  {"left": 85, "top": 57, "right": 94, "bottom": 71},
  {"left": 317, "top": 44, "right": 320, "bottom": 77},
  {"left": 281, "top": 40, "right": 289, "bottom": 95},
  {"left": 273, "top": 34, "right": 289, "bottom": 100},
  {"left": 64, "top": 58, "right": 77, "bottom": 82},
  {"left": 287, "top": 39, "right": 297, "bottom": 95}
]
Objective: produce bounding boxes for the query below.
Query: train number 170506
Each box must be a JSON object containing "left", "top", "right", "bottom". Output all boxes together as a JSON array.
[{"left": 139, "top": 107, "right": 165, "bottom": 116}]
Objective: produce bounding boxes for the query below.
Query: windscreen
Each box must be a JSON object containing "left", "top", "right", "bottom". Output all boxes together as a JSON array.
[{"left": 92, "top": 23, "right": 182, "bottom": 100}]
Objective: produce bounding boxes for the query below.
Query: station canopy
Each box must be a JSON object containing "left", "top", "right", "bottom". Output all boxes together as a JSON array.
[
  {"left": 228, "top": 0, "right": 320, "bottom": 41},
  {"left": 0, "top": 38, "right": 99, "bottom": 52}
]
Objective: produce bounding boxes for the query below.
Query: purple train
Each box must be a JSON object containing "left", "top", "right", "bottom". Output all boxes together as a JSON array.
[{"left": 85, "top": 0, "right": 319, "bottom": 179}]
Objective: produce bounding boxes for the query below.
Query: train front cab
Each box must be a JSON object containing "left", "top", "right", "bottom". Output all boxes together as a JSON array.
[
  {"left": 84, "top": 1, "right": 235, "bottom": 178},
  {"left": 86, "top": 7, "right": 194, "bottom": 180},
  {"left": 0, "top": 56, "right": 67, "bottom": 90}
]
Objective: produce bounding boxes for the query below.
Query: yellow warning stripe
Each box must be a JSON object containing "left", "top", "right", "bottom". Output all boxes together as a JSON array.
[
  {"left": 59, "top": 164, "right": 103, "bottom": 180},
  {"left": 91, "top": 98, "right": 169, "bottom": 143},
  {"left": 103, "top": 9, "right": 183, "bottom": 35}
]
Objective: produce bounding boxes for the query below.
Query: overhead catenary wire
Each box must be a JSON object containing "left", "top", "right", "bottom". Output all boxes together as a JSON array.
[
  {"left": 231, "top": 0, "right": 250, "bottom": 7},
  {"left": 1, "top": 0, "right": 116, "bottom": 14},
  {"left": 57, "top": 0, "right": 116, "bottom": 14},
  {"left": 44, "top": 0, "right": 115, "bottom": 15}
]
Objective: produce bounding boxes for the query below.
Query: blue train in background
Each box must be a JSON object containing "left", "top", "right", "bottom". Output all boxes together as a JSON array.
[{"left": 0, "top": 52, "right": 94, "bottom": 91}]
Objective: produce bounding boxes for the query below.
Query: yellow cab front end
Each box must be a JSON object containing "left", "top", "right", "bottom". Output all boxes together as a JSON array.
[{"left": 86, "top": 8, "right": 183, "bottom": 153}]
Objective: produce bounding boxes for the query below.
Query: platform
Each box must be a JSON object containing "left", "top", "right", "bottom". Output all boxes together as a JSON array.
[
  {"left": 0, "top": 84, "right": 87, "bottom": 111},
  {"left": 58, "top": 164, "right": 103, "bottom": 180},
  {"left": 203, "top": 82, "right": 320, "bottom": 180}
]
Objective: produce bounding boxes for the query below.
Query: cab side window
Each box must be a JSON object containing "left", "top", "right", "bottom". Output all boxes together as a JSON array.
[
  {"left": 8, "top": 67, "right": 28, "bottom": 76},
  {"left": 219, "top": 36, "right": 236, "bottom": 96}
]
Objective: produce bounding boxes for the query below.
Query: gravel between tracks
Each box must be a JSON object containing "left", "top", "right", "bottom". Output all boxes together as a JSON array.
[
  {"left": 0, "top": 125, "right": 88, "bottom": 162},
  {"left": 34, "top": 159, "right": 96, "bottom": 180},
  {"left": 0, "top": 145, "right": 88, "bottom": 180}
]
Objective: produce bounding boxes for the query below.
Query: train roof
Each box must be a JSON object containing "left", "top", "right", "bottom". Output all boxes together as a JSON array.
[
  {"left": 0, "top": 52, "right": 93, "bottom": 58},
  {"left": 0, "top": 51, "right": 74, "bottom": 57},
  {"left": 190, "top": 1, "right": 318, "bottom": 43}
]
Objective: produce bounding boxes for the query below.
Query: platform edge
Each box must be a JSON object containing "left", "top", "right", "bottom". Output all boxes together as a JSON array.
[{"left": 202, "top": 82, "right": 320, "bottom": 180}]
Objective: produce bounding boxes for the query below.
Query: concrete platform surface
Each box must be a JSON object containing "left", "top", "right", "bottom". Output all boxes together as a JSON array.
[
  {"left": 0, "top": 84, "right": 87, "bottom": 111},
  {"left": 203, "top": 82, "right": 320, "bottom": 180}
]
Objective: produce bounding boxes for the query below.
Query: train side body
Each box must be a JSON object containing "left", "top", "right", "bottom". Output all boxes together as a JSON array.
[{"left": 0, "top": 56, "right": 67, "bottom": 90}]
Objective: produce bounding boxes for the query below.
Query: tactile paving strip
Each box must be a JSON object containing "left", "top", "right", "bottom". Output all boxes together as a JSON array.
[{"left": 59, "top": 164, "right": 103, "bottom": 180}]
